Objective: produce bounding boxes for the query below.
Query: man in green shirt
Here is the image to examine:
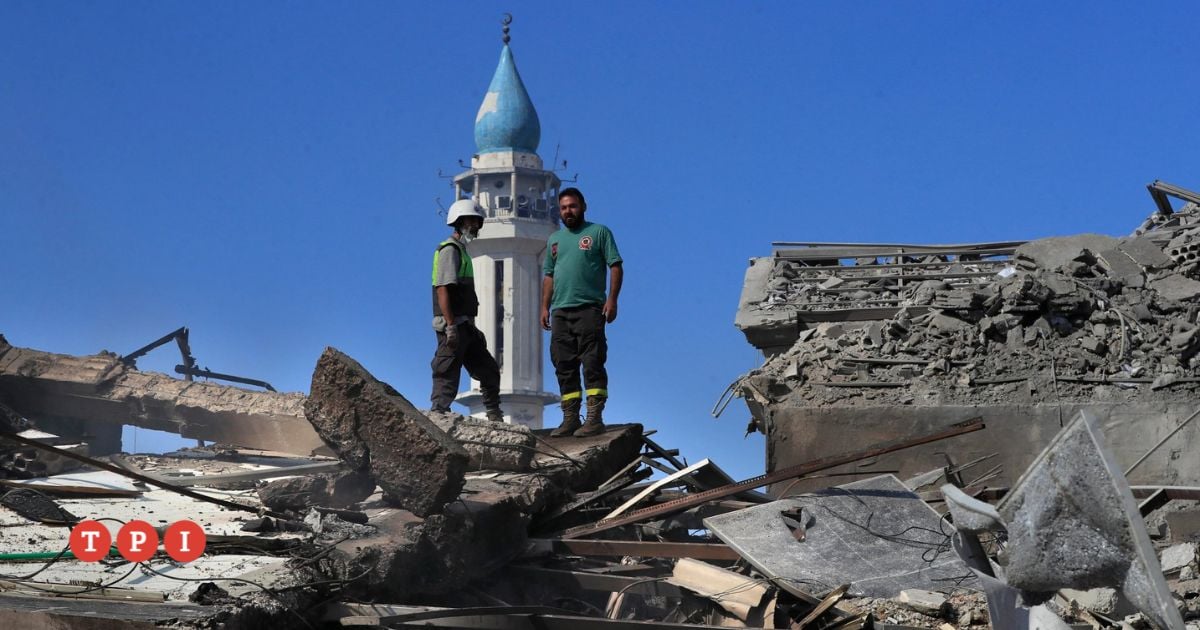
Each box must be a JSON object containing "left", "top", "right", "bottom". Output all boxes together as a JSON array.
[{"left": 540, "top": 188, "right": 623, "bottom": 437}]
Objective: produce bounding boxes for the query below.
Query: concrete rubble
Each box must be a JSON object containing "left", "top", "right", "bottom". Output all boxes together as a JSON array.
[
  {"left": 734, "top": 182, "right": 1200, "bottom": 493},
  {"left": 1, "top": 181, "right": 1200, "bottom": 629}
]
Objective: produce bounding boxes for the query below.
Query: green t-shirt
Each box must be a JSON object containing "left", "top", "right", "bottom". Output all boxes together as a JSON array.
[{"left": 543, "top": 221, "right": 622, "bottom": 310}]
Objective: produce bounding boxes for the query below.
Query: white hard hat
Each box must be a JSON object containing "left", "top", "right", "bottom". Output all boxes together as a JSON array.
[{"left": 446, "top": 199, "right": 485, "bottom": 226}]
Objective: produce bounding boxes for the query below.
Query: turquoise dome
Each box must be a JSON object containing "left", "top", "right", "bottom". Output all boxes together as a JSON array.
[{"left": 474, "top": 45, "right": 541, "bottom": 154}]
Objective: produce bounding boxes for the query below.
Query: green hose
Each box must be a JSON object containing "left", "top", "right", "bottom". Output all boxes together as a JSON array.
[{"left": 0, "top": 547, "right": 118, "bottom": 561}]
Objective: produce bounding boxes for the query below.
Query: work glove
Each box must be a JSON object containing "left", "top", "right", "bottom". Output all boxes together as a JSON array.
[{"left": 444, "top": 324, "right": 459, "bottom": 352}]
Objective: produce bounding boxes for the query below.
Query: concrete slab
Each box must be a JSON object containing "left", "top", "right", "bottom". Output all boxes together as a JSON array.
[
  {"left": 1097, "top": 249, "right": 1146, "bottom": 288},
  {"left": 703, "top": 474, "right": 975, "bottom": 598},
  {"left": 0, "top": 337, "right": 325, "bottom": 455},
  {"left": 1150, "top": 274, "right": 1200, "bottom": 302},
  {"left": 1014, "top": 235, "right": 1120, "bottom": 272},
  {"left": 996, "top": 411, "right": 1183, "bottom": 630},
  {"left": 1118, "top": 236, "right": 1174, "bottom": 270},
  {"left": 304, "top": 347, "right": 468, "bottom": 517}
]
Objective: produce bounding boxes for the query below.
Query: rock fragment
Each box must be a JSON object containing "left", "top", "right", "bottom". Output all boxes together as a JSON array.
[{"left": 304, "top": 347, "right": 468, "bottom": 517}]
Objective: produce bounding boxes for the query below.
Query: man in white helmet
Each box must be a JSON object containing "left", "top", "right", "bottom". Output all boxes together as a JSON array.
[{"left": 430, "top": 199, "right": 504, "bottom": 422}]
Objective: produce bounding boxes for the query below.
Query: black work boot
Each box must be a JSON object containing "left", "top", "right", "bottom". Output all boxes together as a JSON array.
[
  {"left": 550, "top": 398, "right": 582, "bottom": 437},
  {"left": 485, "top": 408, "right": 504, "bottom": 423},
  {"left": 574, "top": 396, "right": 606, "bottom": 437}
]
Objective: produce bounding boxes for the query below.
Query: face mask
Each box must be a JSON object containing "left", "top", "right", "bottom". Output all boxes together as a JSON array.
[{"left": 459, "top": 228, "right": 478, "bottom": 244}]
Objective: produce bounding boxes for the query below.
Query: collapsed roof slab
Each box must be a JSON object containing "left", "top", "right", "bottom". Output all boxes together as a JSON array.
[
  {"left": 0, "top": 336, "right": 325, "bottom": 455},
  {"left": 704, "top": 474, "right": 976, "bottom": 598},
  {"left": 0, "top": 593, "right": 210, "bottom": 629}
]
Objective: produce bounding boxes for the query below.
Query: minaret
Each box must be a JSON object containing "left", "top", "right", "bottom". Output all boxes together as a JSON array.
[{"left": 453, "top": 16, "right": 560, "bottom": 429}]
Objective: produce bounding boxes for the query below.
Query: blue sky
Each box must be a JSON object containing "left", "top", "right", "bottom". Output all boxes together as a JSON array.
[{"left": 3, "top": 2, "right": 1198, "bottom": 480}]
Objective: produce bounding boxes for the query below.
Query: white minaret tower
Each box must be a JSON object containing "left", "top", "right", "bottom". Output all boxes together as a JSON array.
[{"left": 453, "top": 17, "right": 560, "bottom": 429}]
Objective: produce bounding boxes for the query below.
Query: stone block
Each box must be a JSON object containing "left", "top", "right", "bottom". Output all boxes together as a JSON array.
[
  {"left": 1160, "top": 543, "right": 1196, "bottom": 573},
  {"left": 897, "top": 589, "right": 947, "bottom": 615},
  {"left": 304, "top": 347, "right": 468, "bottom": 517}
]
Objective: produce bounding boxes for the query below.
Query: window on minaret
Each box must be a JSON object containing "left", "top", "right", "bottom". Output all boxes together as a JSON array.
[{"left": 494, "top": 259, "right": 505, "bottom": 370}]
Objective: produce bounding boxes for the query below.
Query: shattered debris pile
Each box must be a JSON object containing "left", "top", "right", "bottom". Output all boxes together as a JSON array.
[
  {"left": 3, "top": 183, "right": 1200, "bottom": 629},
  {"left": 732, "top": 181, "right": 1200, "bottom": 491},
  {"left": 746, "top": 208, "right": 1200, "bottom": 408},
  {"left": 7, "top": 340, "right": 1184, "bottom": 630}
]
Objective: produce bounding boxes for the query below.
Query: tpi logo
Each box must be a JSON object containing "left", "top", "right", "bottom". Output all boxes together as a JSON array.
[{"left": 69, "top": 520, "right": 207, "bottom": 563}]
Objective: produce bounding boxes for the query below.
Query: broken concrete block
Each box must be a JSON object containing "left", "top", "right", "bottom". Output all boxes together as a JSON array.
[
  {"left": 996, "top": 411, "right": 1183, "bottom": 630},
  {"left": 1061, "top": 587, "right": 1122, "bottom": 616},
  {"left": 257, "top": 469, "right": 375, "bottom": 511},
  {"left": 304, "top": 347, "right": 468, "bottom": 517},
  {"left": 816, "top": 323, "right": 845, "bottom": 339},
  {"left": 1166, "top": 511, "right": 1200, "bottom": 543},
  {"left": 1160, "top": 543, "right": 1196, "bottom": 574},
  {"left": 425, "top": 410, "right": 535, "bottom": 472},
  {"left": 1014, "top": 234, "right": 1119, "bottom": 272},
  {"left": 1081, "top": 337, "right": 1108, "bottom": 356},
  {"left": 258, "top": 475, "right": 327, "bottom": 511},
  {"left": 928, "top": 312, "right": 970, "bottom": 333},
  {"left": 327, "top": 495, "right": 528, "bottom": 601},
  {"left": 1097, "top": 249, "right": 1146, "bottom": 288},
  {"left": 1151, "top": 274, "right": 1200, "bottom": 302},
  {"left": 1130, "top": 301, "right": 1154, "bottom": 322},
  {"left": 897, "top": 589, "right": 947, "bottom": 615},
  {"left": 1118, "top": 236, "right": 1173, "bottom": 270},
  {"left": 820, "top": 276, "right": 844, "bottom": 289}
]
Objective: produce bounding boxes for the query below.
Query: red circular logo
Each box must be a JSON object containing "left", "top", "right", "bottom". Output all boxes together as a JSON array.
[
  {"left": 69, "top": 520, "right": 111, "bottom": 562},
  {"left": 164, "top": 520, "right": 207, "bottom": 562},
  {"left": 116, "top": 520, "right": 159, "bottom": 562},
  {"left": 579, "top": 236, "right": 593, "bottom": 250}
]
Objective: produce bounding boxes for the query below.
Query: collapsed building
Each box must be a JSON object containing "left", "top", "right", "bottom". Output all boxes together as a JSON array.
[
  {"left": 0, "top": 182, "right": 1197, "bottom": 630},
  {"left": 733, "top": 180, "right": 1200, "bottom": 493}
]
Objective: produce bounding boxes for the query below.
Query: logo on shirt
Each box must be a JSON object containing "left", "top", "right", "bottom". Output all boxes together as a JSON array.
[
  {"left": 579, "top": 236, "right": 593, "bottom": 251},
  {"left": 551, "top": 243, "right": 558, "bottom": 258}
]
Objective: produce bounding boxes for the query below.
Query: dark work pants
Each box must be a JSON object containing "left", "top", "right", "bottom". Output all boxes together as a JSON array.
[
  {"left": 550, "top": 305, "right": 608, "bottom": 401},
  {"left": 431, "top": 321, "right": 501, "bottom": 412}
]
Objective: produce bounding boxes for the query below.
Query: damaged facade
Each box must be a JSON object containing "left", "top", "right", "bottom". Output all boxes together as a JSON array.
[{"left": 734, "top": 180, "right": 1200, "bottom": 493}]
